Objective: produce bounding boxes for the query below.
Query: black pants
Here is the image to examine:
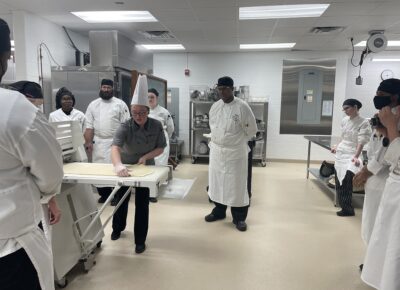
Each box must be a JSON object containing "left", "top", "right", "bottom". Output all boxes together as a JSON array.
[
  {"left": 97, "top": 187, "right": 113, "bottom": 200},
  {"left": 0, "top": 248, "right": 41, "bottom": 290},
  {"left": 335, "top": 170, "right": 355, "bottom": 213},
  {"left": 212, "top": 202, "right": 249, "bottom": 222},
  {"left": 112, "top": 186, "right": 150, "bottom": 245},
  {"left": 247, "top": 140, "right": 255, "bottom": 198}
]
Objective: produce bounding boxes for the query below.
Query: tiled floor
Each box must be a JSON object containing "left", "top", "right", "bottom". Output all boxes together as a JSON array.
[{"left": 63, "top": 161, "right": 373, "bottom": 290}]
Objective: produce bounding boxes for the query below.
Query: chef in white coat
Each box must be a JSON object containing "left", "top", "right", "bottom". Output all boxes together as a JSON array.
[
  {"left": 354, "top": 79, "right": 400, "bottom": 272},
  {"left": 84, "top": 79, "right": 130, "bottom": 203},
  {"left": 331, "top": 99, "right": 371, "bottom": 216},
  {"left": 361, "top": 101, "right": 400, "bottom": 290},
  {"left": 0, "top": 18, "right": 64, "bottom": 290},
  {"left": 205, "top": 76, "right": 257, "bottom": 232},
  {"left": 148, "top": 88, "right": 174, "bottom": 202},
  {"left": 49, "top": 87, "right": 86, "bottom": 132}
]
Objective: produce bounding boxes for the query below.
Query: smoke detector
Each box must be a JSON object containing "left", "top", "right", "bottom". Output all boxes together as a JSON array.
[{"left": 310, "top": 26, "right": 345, "bottom": 35}]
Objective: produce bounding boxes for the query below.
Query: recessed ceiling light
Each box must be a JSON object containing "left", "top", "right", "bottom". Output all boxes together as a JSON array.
[
  {"left": 10, "top": 40, "right": 14, "bottom": 46},
  {"left": 71, "top": 11, "right": 157, "bottom": 23},
  {"left": 139, "top": 44, "right": 185, "bottom": 50},
  {"left": 372, "top": 58, "right": 400, "bottom": 62},
  {"left": 239, "top": 4, "right": 330, "bottom": 20},
  {"left": 240, "top": 43, "right": 296, "bottom": 49},
  {"left": 11, "top": 47, "right": 15, "bottom": 51},
  {"left": 355, "top": 40, "right": 400, "bottom": 47}
]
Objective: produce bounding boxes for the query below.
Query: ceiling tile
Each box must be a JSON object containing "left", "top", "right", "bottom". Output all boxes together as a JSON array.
[{"left": 193, "top": 7, "right": 237, "bottom": 21}]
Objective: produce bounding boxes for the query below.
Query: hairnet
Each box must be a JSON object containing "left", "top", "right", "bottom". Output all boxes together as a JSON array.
[
  {"left": 0, "top": 18, "right": 11, "bottom": 53},
  {"left": 343, "top": 98, "right": 362, "bottom": 109},
  {"left": 55, "top": 87, "right": 75, "bottom": 109},
  {"left": 377, "top": 78, "right": 400, "bottom": 95},
  {"left": 148, "top": 88, "right": 159, "bottom": 97},
  {"left": 217, "top": 76, "right": 234, "bottom": 87},
  {"left": 10, "top": 81, "right": 43, "bottom": 99},
  {"left": 101, "top": 79, "right": 113, "bottom": 87}
]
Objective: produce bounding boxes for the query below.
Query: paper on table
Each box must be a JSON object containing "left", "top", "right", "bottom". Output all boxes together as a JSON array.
[{"left": 63, "top": 163, "right": 154, "bottom": 177}]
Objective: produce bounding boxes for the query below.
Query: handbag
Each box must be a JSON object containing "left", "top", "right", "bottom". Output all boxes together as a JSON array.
[{"left": 319, "top": 161, "right": 335, "bottom": 177}]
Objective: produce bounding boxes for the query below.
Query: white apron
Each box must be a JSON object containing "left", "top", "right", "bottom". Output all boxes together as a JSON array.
[
  {"left": 155, "top": 130, "right": 170, "bottom": 166},
  {"left": 361, "top": 174, "right": 400, "bottom": 290},
  {"left": 208, "top": 142, "right": 250, "bottom": 207},
  {"left": 92, "top": 136, "right": 113, "bottom": 187},
  {"left": 362, "top": 172, "right": 388, "bottom": 244}
]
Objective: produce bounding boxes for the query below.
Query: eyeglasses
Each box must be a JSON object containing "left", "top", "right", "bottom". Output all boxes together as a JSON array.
[{"left": 132, "top": 112, "right": 148, "bottom": 117}]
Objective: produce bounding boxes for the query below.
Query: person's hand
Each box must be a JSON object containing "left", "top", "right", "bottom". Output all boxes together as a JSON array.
[
  {"left": 137, "top": 156, "right": 147, "bottom": 165},
  {"left": 352, "top": 156, "right": 361, "bottom": 167},
  {"left": 85, "top": 142, "right": 93, "bottom": 153},
  {"left": 330, "top": 145, "right": 336, "bottom": 154},
  {"left": 48, "top": 197, "right": 61, "bottom": 225},
  {"left": 114, "top": 163, "right": 130, "bottom": 177},
  {"left": 353, "top": 166, "right": 372, "bottom": 187},
  {"left": 378, "top": 106, "right": 400, "bottom": 130}
]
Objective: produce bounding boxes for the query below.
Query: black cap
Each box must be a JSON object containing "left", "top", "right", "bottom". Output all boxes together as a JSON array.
[
  {"left": 0, "top": 18, "right": 11, "bottom": 53},
  {"left": 377, "top": 78, "right": 400, "bottom": 95},
  {"left": 55, "top": 87, "right": 75, "bottom": 109},
  {"left": 101, "top": 79, "right": 113, "bottom": 87},
  {"left": 10, "top": 81, "right": 43, "bottom": 99},
  {"left": 217, "top": 76, "right": 234, "bottom": 87},
  {"left": 343, "top": 98, "right": 362, "bottom": 109},
  {"left": 148, "top": 88, "right": 159, "bottom": 97}
]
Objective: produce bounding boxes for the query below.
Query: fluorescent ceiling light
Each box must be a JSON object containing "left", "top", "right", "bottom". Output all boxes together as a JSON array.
[
  {"left": 11, "top": 47, "right": 15, "bottom": 51},
  {"left": 11, "top": 40, "right": 14, "bottom": 46},
  {"left": 140, "top": 44, "right": 185, "bottom": 50},
  {"left": 240, "top": 43, "right": 296, "bottom": 49},
  {"left": 71, "top": 11, "right": 157, "bottom": 23},
  {"left": 372, "top": 58, "right": 400, "bottom": 62},
  {"left": 355, "top": 40, "right": 400, "bottom": 47},
  {"left": 239, "top": 4, "right": 330, "bottom": 20}
]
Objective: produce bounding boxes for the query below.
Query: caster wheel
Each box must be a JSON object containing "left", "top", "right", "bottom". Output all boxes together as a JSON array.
[
  {"left": 261, "top": 161, "right": 266, "bottom": 167},
  {"left": 191, "top": 157, "right": 196, "bottom": 164},
  {"left": 96, "top": 241, "right": 102, "bottom": 248}
]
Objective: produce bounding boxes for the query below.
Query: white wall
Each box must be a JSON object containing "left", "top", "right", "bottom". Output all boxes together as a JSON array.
[
  {"left": 154, "top": 51, "right": 351, "bottom": 161},
  {"left": 12, "top": 11, "right": 89, "bottom": 114}
]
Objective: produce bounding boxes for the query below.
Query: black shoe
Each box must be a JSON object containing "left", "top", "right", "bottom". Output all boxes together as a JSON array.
[
  {"left": 149, "top": 197, "right": 158, "bottom": 203},
  {"left": 135, "top": 244, "right": 146, "bottom": 254},
  {"left": 233, "top": 220, "right": 247, "bottom": 232},
  {"left": 98, "top": 197, "right": 107, "bottom": 204},
  {"left": 204, "top": 213, "right": 225, "bottom": 222},
  {"left": 111, "top": 231, "right": 121, "bottom": 241},
  {"left": 359, "top": 264, "right": 363, "bottom": 272},
  {"left": 111, "top": 197, "right": 119, "bottom": 206},
  {"left": 336, "top": 210, "right": 355, "bottom": 217}
]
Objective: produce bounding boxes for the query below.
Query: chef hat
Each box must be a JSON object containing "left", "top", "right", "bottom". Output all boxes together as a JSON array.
[
  {"left": 0, "top": 18, "right": 11, "bottom": 53},
  {"left": 377, "top": 78, "right": 400, "bottom": 95},
  {"left": 101, "top": 78, "right": 113, "bottom": 87},
  {"left": 343, "top": 98, "right": 362, "bottom": 109},
  {"left": 10, "top": 81, "right": 43, "bottom": 99},
  {"left": 131, "top": 74, "right": 149, "bottom": 107}
]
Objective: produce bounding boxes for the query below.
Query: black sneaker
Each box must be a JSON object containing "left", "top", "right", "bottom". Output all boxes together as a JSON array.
[
  {"left": 233, "top": 220, "right": 247, "bottom": 232},
  {"left": 111, "top": 231, "right": 121, "bottom": 241},
  {"left": 111, "top": 197, "right": 119, "bottom": 206},
  {"left": 149, "top": 197, "right": 158, "bottom": 203},
  {"left": 359, "top": 264, "right": 363, "bottom": 272},
  {"left": 204, "top": 213, "right": 226, "bottom": 222},
  {"left": 98, "top": 197, "right": 107, "bottom": 204},
  {"left": 336, "top": 210, "right": 355, "bottom": 217},
  {"left": 135, "top": 244, "right": 146, "bottom": 254}
]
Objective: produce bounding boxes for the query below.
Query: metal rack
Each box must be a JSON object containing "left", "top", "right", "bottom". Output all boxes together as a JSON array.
[{"left": 189, "top": 100, "right": 268, "bottom": 165}]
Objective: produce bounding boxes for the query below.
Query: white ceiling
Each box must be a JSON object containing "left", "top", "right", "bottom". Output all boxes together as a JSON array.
[{"left": 1, "top": 0, "right": 400, "bottom": 52}]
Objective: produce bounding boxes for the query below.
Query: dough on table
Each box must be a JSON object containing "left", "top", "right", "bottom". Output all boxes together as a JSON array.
[{"left": 63, "top": 163, "right": 154, "bottom": 177}]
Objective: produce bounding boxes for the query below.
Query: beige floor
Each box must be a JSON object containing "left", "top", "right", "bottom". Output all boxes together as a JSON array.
[{"left": 64, "top": 161, "right": 374, "bottom": 290}]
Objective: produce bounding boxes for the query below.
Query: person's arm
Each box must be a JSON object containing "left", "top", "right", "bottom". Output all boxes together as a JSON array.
[
  {"left": 166, "top": 113, "right": 175, "bottom": 138},
  {"left": 242, "top": 103, "right": 258, "bottom": 139},
  {"left": 138, "top": 148, "right": 164, "bottom": 165},
  {"left": 352, "top": 119, "right": 372, "bottom": 165},
  {"left": 84, "top": 128, "right": 94, "bottom": 152},
  {"left": 16, "top": 112, "right": 64, "bottom": 195},
  {"left": 138, "top": 123, "right": 166, "bottom": 164},
  {"left": 111, "top": 145, "right": 130, "bottom": 177}
]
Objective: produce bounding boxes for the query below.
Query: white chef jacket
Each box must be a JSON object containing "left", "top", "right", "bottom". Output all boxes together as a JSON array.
[
  {"left": 0, "top": 88, "right": 64, "bottom": 290},
  {"left": 85, "top": 97, "right": 130, "bottom": 164},
  {"left": 49, "top": 108, "right": 86, "bottom": 132},
  {"left": 335, "top": 115, "right": 371, "bottom": 184},
  {"left": 362, "top": 134, "right": 400, "bottom": 290},
  {"left": 208, "top": 97, "right": 257, "bottom": 207},
  {"left": 149, "top": 105, "right": 174, "bottom": 165},
  {"left": 362, "top": 132, "right": 390, "bottom": 244}
]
